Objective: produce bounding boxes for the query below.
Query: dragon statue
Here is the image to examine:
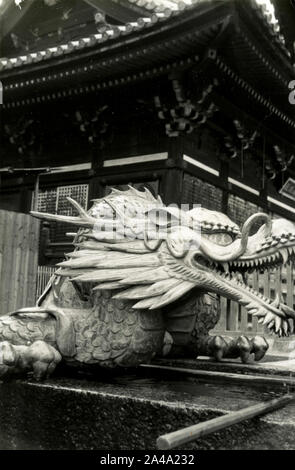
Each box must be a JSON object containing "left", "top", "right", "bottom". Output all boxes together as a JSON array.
[{"left": 0, "top": 186, "right": 295, "bottom": 380}]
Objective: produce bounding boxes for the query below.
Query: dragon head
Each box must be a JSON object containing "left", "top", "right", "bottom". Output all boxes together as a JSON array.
[
  {"left": 144, "top": 204, "right": 295, "bottom": 336},
  {"left": 31, "top": 187, "right": 295, "bottom": 337}
]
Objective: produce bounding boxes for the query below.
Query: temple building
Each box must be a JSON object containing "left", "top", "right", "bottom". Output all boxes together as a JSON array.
[{"left": 0, "top": 0, "right": 295, "bottom": 266}]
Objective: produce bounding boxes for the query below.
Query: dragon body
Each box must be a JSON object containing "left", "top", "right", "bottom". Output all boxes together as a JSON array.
[{"left": 0, "top": 187, "right": 295, "bottom": 379}]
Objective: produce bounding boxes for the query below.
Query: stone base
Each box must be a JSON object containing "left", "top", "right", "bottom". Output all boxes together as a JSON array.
[
  {"left": 268, "top": 337, "right": 295, "bottom": 357},
  {"left": 0, "top": 365, "right": 295, "bottom": 450}
]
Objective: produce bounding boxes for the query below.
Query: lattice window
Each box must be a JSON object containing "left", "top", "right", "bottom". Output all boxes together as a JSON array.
[
  {"left": 182, "top": 173, "right": 223, "bottom": 211},
  {"left": 33, "top": 184, "right": 89, "bottom": 243},
  {"left": 33, "top": 188, "right": 57, "bottom": 214},
  {"left": 228, "top": 194, "right": 264, "bottom": 230}
]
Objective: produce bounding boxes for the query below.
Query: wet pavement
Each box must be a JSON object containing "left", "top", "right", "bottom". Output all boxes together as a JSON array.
[{"left": 0, "top": 362, "right": 295, "bottom": 449}]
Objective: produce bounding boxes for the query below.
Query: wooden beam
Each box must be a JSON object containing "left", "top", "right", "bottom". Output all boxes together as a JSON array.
[{"left": 83, "top": 0, "right": 145, "bottom": 23}]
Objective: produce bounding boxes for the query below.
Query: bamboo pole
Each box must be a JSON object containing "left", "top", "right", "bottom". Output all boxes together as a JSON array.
[
  {"left": 141, "top": 364, "right": 295, "bottom": 387},
  {"left": 157, "top": 394, "right": 294, "bottom": 450}
]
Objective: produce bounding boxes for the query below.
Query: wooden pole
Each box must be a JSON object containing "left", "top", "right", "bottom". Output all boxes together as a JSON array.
[
  {"left": 33, "top": 173, "right": 40, "bottom": 211},
  {"left": 141, "top": 364, "right": 295, "bottom": 387},
  {"left": 157, "top": 394, "right": 294, "bottom": 450}
]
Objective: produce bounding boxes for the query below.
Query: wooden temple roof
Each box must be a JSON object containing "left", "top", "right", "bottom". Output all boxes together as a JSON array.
[
  {"left": 0, "top": 0, "right": 292, "bottom": 71},
  {"left": 0, "top": 1, "right": 294, "bottom": 125},
  {"left": 0, "top": 0, "right": 295, "bottom": 179}
]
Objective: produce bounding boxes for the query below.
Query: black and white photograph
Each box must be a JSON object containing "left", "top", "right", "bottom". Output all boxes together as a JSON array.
[{"left": 0, "top": 0, "right": 295, "bottom": 454}]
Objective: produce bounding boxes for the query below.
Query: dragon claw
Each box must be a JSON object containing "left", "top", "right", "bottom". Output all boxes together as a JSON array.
[
  {"left": 0, "top": 342, "right": 17, "bottom": 376},
  {"left": 236, "top": 336, "right": 251, "bottom": 363},
  {"left": 0, "top": 341, "right": 62, "bottom": 380},
  {"left": 201, "top": 334, "right": 268, "bottom": 363},
  {"left": 27, "top": 341, "right": 62, "bottom": 380},
  {"left": 205, "top": 335, "right": 227, "bottom": 361},
  {"left": 250, "top": 336, "right": 269, "bottom": 361}
]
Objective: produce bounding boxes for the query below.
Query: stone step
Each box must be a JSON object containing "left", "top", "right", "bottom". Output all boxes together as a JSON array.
[{"left": 0, "top": 365, "right": 294, "bottom": 450}]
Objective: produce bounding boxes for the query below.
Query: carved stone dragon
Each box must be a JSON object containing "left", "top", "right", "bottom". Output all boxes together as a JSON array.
[{"left": 0, "top": 187, "right": 295, "bottom": 379}]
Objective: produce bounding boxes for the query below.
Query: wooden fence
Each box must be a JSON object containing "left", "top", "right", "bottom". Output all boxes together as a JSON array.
[
  {"left": 213, "top": 264, "right": 295, "bottom": 336},
  {"left": 0, "top": 210, "right": 40, "bottom": 314},
  {"left": 36, "top": 265, "right": 56, "bottom": 300}
]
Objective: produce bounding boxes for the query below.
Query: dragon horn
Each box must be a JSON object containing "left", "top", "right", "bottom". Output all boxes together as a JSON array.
[
  {"left": 31, "top": 197, "right": 97, "bottom": 228},
  {"left": 199, "top": 213, "right": 272, "bottom": 262},
  {"left": 66, "top": 197, "right": 89, "bottom": 218}
]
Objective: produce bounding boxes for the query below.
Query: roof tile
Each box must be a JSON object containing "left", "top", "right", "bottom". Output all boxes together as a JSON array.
[{"left": 0, "top": 0, "right": 291, "bottom": 72}]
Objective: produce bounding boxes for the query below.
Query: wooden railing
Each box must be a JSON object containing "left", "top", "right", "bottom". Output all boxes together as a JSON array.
[
  {"left": 36, "top": 265, "right": 56, "bottom": 300},
  {"left": 213, "top": 264, "right": 295, "bottom": 336}
]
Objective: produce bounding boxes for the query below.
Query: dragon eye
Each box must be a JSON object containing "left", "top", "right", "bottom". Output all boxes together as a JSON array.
[
  {"left": 208, "top": 233, "right": 233, "bottom": 246},
  {"left": 193, "top": 255, "right": 211, "bottom": 268}
]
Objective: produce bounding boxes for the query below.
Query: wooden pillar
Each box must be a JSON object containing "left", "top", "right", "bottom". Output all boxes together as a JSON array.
[
  {"left": 161, "top": 136, "right": 183, "bottom": 205},
  {"left": 162, "top": 168, "right": 183, "bottom": 206},
  {"left": 219, "top": 158, "right": 229, "bottom": 215},
  {"left": 259, "top": 185, "right": 269, "bottom": 212},
  {"left": 88, "top": 142, "right": 104, "bottom": 206},
  {"left": 88, "top": 175, "right": 105, "bottom": 207},
  {"left": 19, "top": 182, "right": 32, "bottom": 214}
]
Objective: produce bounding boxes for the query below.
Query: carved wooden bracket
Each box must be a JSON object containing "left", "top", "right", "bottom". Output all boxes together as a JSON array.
[
  {"left": 154, "top": 78, "right": 219, "bottom": 137},
  {"left": 4, "top": 117, "right": 42, "bottom": 157},
  {"left": 233, "top": 120, "right": 258, "bottom": 152},
  {"left": 273, "top": 145, "right": 294, "bottom": 173},
  {"left": 263, "top": 146, "right": 295, "bottom": 181},
  {"left": 75, "top": 105, "right": 113, "bottom": 149},
  {"left": 220, "top": 120, "right": 259, "bottom": 161}
]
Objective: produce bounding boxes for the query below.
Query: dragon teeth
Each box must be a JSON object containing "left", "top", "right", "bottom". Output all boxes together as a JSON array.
[
  {"left": 222, "top": 262, "right": 229, "bottom": 272},
  {"left": 281, "top": 249, "right": 288, "bottom": 264}
]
